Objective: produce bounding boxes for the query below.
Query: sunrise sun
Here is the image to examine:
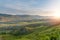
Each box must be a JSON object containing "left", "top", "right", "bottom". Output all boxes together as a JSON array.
[{"left": 53, "top": 11, "right": 60, "bottom": 18}]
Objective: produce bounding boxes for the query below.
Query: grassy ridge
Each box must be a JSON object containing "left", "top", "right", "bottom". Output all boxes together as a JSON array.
[{"left": 0, "top": 24, "right": 60, "bottom": 40}]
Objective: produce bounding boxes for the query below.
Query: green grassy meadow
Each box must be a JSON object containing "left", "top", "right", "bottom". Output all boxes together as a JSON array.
[{"left": 0, "top": 21, "right": 60, "bottom": 40}]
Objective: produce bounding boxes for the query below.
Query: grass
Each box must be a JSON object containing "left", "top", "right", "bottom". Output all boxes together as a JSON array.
[{"left": 0, "top": 21, "right": 60, "bottom": 40}]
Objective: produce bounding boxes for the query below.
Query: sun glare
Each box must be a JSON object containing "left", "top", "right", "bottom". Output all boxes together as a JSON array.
[
  {"left": 54, "top": 13, "right": 60, "bottom": 18},
  {"left": 53, "top": 11, "right": 60, "bottom": 19}
]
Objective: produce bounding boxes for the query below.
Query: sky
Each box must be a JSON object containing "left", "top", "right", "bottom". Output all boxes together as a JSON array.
[{"left": 0, "top": 0, "right": 60, "bottom": 16}]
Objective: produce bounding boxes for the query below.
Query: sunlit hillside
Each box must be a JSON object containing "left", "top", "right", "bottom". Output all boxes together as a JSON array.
[
  {"left": 0, "top": 23, "right": 60, "bottom": 40},
  {"left": 0, "top": 14, "right": 60, "bottom": 40}
]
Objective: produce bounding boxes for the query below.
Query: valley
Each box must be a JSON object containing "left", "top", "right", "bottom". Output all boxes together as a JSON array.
[{"left": 0, "top": 14, "right": 60, "bottom": 40}]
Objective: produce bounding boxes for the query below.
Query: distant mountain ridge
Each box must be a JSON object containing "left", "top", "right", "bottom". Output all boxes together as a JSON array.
[
  {"left": 0, "top": 13, "right": 12, "bottom": 17},
  {"left": 0, "top": 13, "right": 50, "bottom": 18},
  {"left": 0, "top": 13, "right": 43, "bottom": 18},
  {"left": 0, "top": 13, "right": 52, "bottom": 22}
]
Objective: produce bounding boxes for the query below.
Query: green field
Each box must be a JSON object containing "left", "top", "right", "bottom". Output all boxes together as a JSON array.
[{"left": 0, "top": 21, "right": 60, "bottom": 40}]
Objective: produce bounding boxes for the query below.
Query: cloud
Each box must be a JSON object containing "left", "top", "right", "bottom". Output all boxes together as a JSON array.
[
  {"left": 0, "top": 7, "right": 53, "bottom": 16},
  {"left": 0, "top": 0, "right": 55, "bottom": 16}
]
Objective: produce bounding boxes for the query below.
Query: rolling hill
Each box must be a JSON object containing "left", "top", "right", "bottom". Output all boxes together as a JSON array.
[
  {"left": 0, "top": 24, "right": 60, "bottom": 40},
  {"left": 0, "top": 13, "right": 60, "bottom": 40},
  {"left": 0, "top": 13, "right": 51, "bottom": 22}
]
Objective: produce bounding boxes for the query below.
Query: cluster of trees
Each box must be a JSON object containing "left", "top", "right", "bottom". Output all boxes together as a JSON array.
[{"left": 9, "top": 27, "right": 33, "bottom": 36}]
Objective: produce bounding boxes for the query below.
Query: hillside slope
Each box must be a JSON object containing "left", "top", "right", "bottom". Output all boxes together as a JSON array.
[
  {"left": 19, "top": 25, "right": 60, "bottom": 40},
  {"left": 0, "top": 13, "right": 60, "bottom": 40},
  {"left": 0, "top": 24, "right": 60, "bottom": 40}
]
